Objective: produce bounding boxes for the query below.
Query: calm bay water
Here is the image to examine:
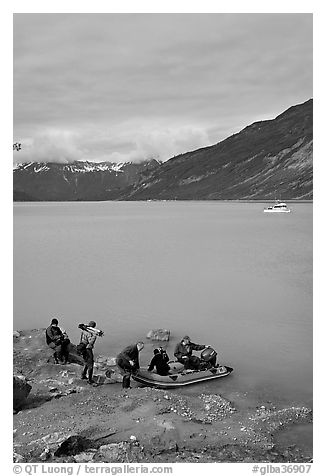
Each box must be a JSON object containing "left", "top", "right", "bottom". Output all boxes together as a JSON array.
[{"left": 13, "top": 201, "right": 312, "bottom": 406}]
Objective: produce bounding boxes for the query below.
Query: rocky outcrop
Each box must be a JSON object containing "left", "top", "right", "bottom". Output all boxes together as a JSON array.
[
  {"left": 13, "top": 328, "right": 123, "bottom": 410},
  {"left": 93, "top": 441, "right": 145, "bottom": 463},
  {"left": 54, "top": 435, "right": 93, "bottom": 457},
  {"left": 13, "top": 375, "right": 32, "bottom": 411},
  {"left": 93, "top": 355, "right": 122, "bottom": 384},
  {"left": 146, "top": 329, "right": 170, "bottom": 341},
  {"left": 13, "top": 452, "right": 25, "bottom": 463},
  {"left": 22, "top": 430, "right": 145, "bottom": 463},
  {"left": 13, "top": 328, "right": 85, "bottom": 372}
]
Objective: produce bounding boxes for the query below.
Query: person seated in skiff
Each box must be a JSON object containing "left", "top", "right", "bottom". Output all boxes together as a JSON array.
[
  {"left": 174, "top": 335, "right": 216, "bottom": 370},
  {"left": 148, "top": 347, "right": 170, "bottom": 376}
]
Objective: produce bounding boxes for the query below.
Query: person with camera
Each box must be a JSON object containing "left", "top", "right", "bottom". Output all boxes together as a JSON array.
[
  {"left": 79, "top": 321, "right": 98, "bottom": 385},
  {"left": 45, "top": 317, "right": 70, "bottom": 364},
  {"left": 148, "top": 347, "right": 170, "bottom": 376}
]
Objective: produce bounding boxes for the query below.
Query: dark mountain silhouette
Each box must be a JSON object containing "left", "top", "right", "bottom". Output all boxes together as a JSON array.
[
  {"left": 122, "top": 99, "right": 312, "bottom": 201},
  {"left": 13, "top": 159, "right": 161, "bottom": 201}
]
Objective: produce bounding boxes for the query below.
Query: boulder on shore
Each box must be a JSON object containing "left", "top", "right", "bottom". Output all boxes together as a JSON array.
[
  {"left": 146, "top": 329, "right": 170, "bottom": 342},
  {"left": 93, "top": 442, "right": 145, "bottom": 463},
  {"left": 95, "top": 355, "right": 117, "bottom": 369},
  {"left": 13, "top": 375, "right": 32, "bottom": 411}
]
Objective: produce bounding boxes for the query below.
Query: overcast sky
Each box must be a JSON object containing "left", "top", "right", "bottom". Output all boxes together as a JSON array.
[{"left": 13, "top": 13, "right": 312, "bottom": 164}]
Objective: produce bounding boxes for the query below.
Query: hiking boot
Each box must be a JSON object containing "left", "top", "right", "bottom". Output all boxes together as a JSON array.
[
  {"left": 81, "top": 365, "right": 88, "bottom": 380},
  {"left": 122, "top": 375, "right": 131, "bottom": 389}
]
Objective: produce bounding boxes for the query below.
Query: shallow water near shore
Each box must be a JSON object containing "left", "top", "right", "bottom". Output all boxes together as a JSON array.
[
  {"left": 274, "top": 423, "right": 313, "bottom": 456},
  {"left": 13, "top": 201, "right": 312, "bottom": 408}
]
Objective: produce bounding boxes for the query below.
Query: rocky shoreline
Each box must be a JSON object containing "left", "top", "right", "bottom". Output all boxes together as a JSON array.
[{"left": 13, "top": 329, "right": 313, "bottom": 463}]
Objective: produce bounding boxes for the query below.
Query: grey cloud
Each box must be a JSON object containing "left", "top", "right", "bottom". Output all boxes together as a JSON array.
[
  {"left": 14, "top": 130, "right": 83, "bottom": 164},
  {"left": 14, "top": 13, "right": 312, "bottom": 163}
]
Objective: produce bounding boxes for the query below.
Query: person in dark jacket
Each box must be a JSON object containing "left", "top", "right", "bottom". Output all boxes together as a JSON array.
[
  {"left": 148, "top": 347, "right": 170, "bottom": 376},
  {"left": 80, "top": 321, "right": 98, "bottom": 385},
  {"left": 45, "top": 318, "right": 70, "bottom": 364},
  {"left": 174, "top": 335, "right": 212, "bottom": 370},
  {"left": 116, "top": 342, "right": 144, "bottom": 388}
]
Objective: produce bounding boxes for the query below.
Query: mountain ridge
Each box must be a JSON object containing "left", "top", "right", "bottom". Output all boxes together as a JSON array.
[
  {"left": 122, "top": 98, "right": 312, "bottom": 200},
  {"left": 13, "top": 99, "right": 312, "bottom": 201},
  {"left": 13, "top": 159, "right": 161, "bottom": 201}
]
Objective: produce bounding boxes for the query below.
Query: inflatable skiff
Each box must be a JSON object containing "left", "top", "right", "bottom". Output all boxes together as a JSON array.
[{"left": 132, "top": 363, "right": 233, "bottom": 389}]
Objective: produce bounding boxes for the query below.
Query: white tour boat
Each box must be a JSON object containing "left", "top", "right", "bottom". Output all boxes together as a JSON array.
[{"left": 263, "top": 201, "right": 291, "bottom": 213}]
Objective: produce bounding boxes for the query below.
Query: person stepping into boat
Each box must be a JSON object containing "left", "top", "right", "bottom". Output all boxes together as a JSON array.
[
  {"left": 174, "top": 335, "right": 215, "bottom": 370},
  {"left": 80, "top": 321, "right": 98, "bottom": 385},
  {"left": 45, "top": 318, "right": 70, "bottom": 364},
  {"left": 148, "top": 347, "right": 170, "bottom": 376},
  {"left": 116, "top": 342, "right": 144, "bottom": 389}
]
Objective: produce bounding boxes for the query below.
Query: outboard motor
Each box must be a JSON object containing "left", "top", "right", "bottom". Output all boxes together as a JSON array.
[
  {"left": 201, "top": 346, "right": 218, "bottom": 362},
  {"left": 200, "top": 346, "right": 219, "bottom": 370}
]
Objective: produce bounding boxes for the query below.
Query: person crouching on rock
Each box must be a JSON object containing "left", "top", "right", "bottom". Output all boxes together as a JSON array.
[
  {"left": 174, "top": 335, "right": 213, "bottom": 370},
  {"left": 116, "top": 342, "right": 144, "bottom": 389},
  {"left": 148, "top": 347, "right": 170, "bottom": 376},
  {"left": 80, "top": 321, "right": 98, "bottom": 385},
  {"left": 45, "top": 318, "right": 70, "bottom": 364}
]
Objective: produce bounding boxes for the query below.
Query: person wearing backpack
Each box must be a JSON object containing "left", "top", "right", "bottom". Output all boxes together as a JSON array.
[
  {"left": 79, "top": 321, "right": 98, "bottom": 385},
  {"left": 45, "top": 318, "right": 70, "bottom": 364},
  {"left": 148, "top": 347, "right": 171, "bottom": 376}
]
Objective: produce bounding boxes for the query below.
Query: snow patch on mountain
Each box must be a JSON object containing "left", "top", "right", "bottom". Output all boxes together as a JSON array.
[
  {"left": 111, "top": 162, "right": 128, "bottom": 172},
  {"left": 34, "top": 165, "right": 50, "bottom": 173}
]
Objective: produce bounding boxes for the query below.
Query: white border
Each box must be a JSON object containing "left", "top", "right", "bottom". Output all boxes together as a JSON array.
[{"left": 4, "top": 2, "right": 321, "bottom": 474}]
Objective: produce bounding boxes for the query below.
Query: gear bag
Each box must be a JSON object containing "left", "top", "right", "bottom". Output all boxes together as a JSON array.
[{"left": 77, "top": 342, "right": 87, "bottom": 355}]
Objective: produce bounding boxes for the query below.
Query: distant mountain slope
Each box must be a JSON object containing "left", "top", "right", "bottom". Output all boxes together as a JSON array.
[
  {"left": 13, "top": 99, "right": 312, "bottom": 201},
  {"left": 13, "top": 159, "right": 161, "bottom": 201},
  {"left": 13, "top": 190, "right": 38, "bottom": 202},
  {"left": 123, "top": 99, "right": 312, "bottom": 200}
]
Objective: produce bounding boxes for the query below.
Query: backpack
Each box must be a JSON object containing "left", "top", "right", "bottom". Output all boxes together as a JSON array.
[
  {"left": 45, "top": 328, "right": 52, "bottom": 345},
  {"left": 76, "top": 342, "right": 87, "bottom": 356}
]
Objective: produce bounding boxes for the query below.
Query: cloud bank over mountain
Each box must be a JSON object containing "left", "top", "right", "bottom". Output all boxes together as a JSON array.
[
  {"left": 14, "top": 13, "right": 312, "bottom": 164},
  {"left": 14, "top": 126, "right": 210, "bottom": 165}
]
